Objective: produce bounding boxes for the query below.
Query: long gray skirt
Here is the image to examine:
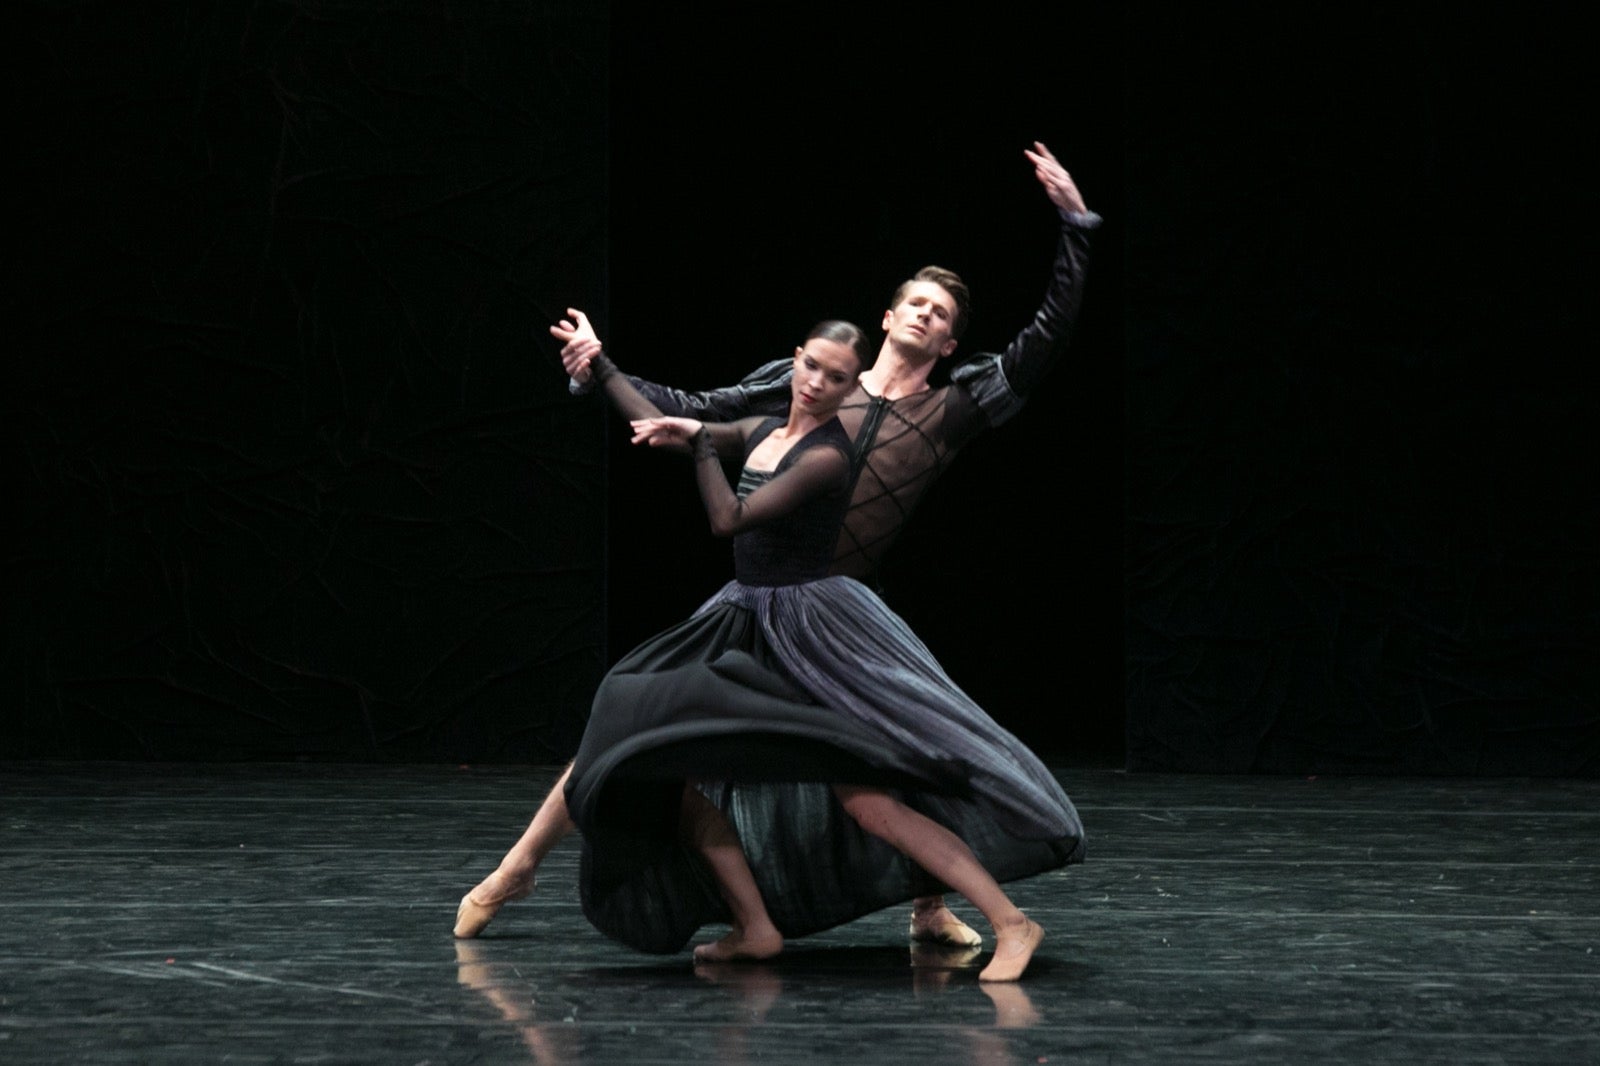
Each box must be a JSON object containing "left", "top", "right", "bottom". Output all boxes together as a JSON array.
[{"left": 564, "top": 576, "right": 1084, "bottom": 955}]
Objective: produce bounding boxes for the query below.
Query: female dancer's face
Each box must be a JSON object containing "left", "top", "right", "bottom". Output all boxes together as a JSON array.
[{"left": 790, "top": 339, "right": 860, "bottom": 418}]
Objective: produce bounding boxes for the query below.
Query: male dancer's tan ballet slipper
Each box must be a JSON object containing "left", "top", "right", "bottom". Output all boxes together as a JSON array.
[
  {"left": 908, "top": 908, "right": 983, "bottom": 948},
  {"left": 977, "top": 917, "right": 1044, "bottom": 983},
  {"left": 452, "top": 880, "right": 534, "bottom": 939}
]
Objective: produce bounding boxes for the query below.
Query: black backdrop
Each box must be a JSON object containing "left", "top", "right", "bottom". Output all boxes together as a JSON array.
[
  {"left": 7, "top": 4, "right": 1596, "bottom": 775},
  {"left": 1122, "top": 7, "right": 1597, "bottom": 774},
  {"left": 10, "top": 1, "right": 612, "bottom": 761}
]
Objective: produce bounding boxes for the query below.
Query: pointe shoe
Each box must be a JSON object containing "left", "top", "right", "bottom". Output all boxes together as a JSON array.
[
  {"left": 978, "top": 918, "right": 1044, "bottom": 983},
  {"left": 452, "top": 880, "right": 533, "bottom": 939},
  {"left": 908, "top": 909, "right": 983, "bottom": 949}
]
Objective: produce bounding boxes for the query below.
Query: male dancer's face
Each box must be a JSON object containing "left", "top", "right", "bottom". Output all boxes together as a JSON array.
[{"left": 881, "top": 282, "right": 960, "bottom": 362}]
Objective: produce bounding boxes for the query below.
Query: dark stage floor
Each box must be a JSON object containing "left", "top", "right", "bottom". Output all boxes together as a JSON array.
[{"left": 2, "top": 760, "right": 1596, "bottom": 1064}]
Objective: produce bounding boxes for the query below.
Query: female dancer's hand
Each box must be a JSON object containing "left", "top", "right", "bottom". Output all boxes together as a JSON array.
[
  {"left": 550, "top": 307, "right": 601, "bottom": 383},
  {"left": 561, "top": 337, "right": 602, "bottom": 380},
  {"left": 630, "top": 416, "right": 705, "bottom": 448}
]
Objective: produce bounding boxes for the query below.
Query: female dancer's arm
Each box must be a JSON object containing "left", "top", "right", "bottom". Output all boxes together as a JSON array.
[
  {"left": 559, "top": 334, "right": 749, "bottom": 459},
  {"left": 552, "top": 308, "right": 790, "bottom": 423},
  {"left": 632, "top": 417, "right": 849, "bottom": 537},
  {"left": 562, "top": 336, "right": 661, "bottom": 423}
]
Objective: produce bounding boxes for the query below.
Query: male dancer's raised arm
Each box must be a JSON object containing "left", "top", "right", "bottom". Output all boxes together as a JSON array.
[{"left": 949, "top": 141, "right": 1099, "bottom": 431}]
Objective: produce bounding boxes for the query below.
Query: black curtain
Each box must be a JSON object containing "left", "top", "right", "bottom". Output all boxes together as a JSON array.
[
  {"left": 19, "top": 4, "right": 1586, "bottom": 778},
  {"left": 7, "top": 2, "right": 1128, "bottom": 766},
  {"left": 9, "top": 1, "right": 610, "bottom": 761},
  {"left": 1122, "top": 6, "right": 1599, "bottom": 774}
]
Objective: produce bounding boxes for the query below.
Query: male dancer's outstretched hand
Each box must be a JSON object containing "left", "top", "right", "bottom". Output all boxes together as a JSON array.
[
  {"left": 550, "top": 307, "right": 600, "bottom": 384},
  {"left": 1024, "top": 141, "right": 1088, "bottom": 215}
]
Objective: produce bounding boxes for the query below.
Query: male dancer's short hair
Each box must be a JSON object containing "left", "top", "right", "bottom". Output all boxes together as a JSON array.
[{"left": 888, "top": 266, "right": 972, "bottom": 340}]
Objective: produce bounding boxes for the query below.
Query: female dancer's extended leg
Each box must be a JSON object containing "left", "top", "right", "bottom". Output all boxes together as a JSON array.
[
  {"left": 454, "top": 764, "right": 577, "bottom": 938},
  {"left": 452, "top": 763, "right": 982, "bottom": 949}
]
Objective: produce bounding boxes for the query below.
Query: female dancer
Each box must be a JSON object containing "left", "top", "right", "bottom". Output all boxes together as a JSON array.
[{"left": 535, "top": 315, "right": 1081, "bottom": 982}]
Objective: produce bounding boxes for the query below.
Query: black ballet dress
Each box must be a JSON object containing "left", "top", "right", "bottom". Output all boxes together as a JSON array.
[{"left": 564, "top": 416, "right": 1084, "bottom": 955}]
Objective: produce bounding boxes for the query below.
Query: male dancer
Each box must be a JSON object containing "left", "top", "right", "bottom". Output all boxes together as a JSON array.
[{"left": 456, "top": 141, "right": 1098, "bottom": 949}]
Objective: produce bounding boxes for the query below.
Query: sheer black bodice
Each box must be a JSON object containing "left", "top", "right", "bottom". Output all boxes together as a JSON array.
[{"left": 730, "top": 418, "right": 852, "bottom": 586}]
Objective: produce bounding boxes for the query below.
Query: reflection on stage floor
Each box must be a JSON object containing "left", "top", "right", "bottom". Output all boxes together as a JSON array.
[{"left": 2, "top": 760, "right": 1596, "bottom": 1064}]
